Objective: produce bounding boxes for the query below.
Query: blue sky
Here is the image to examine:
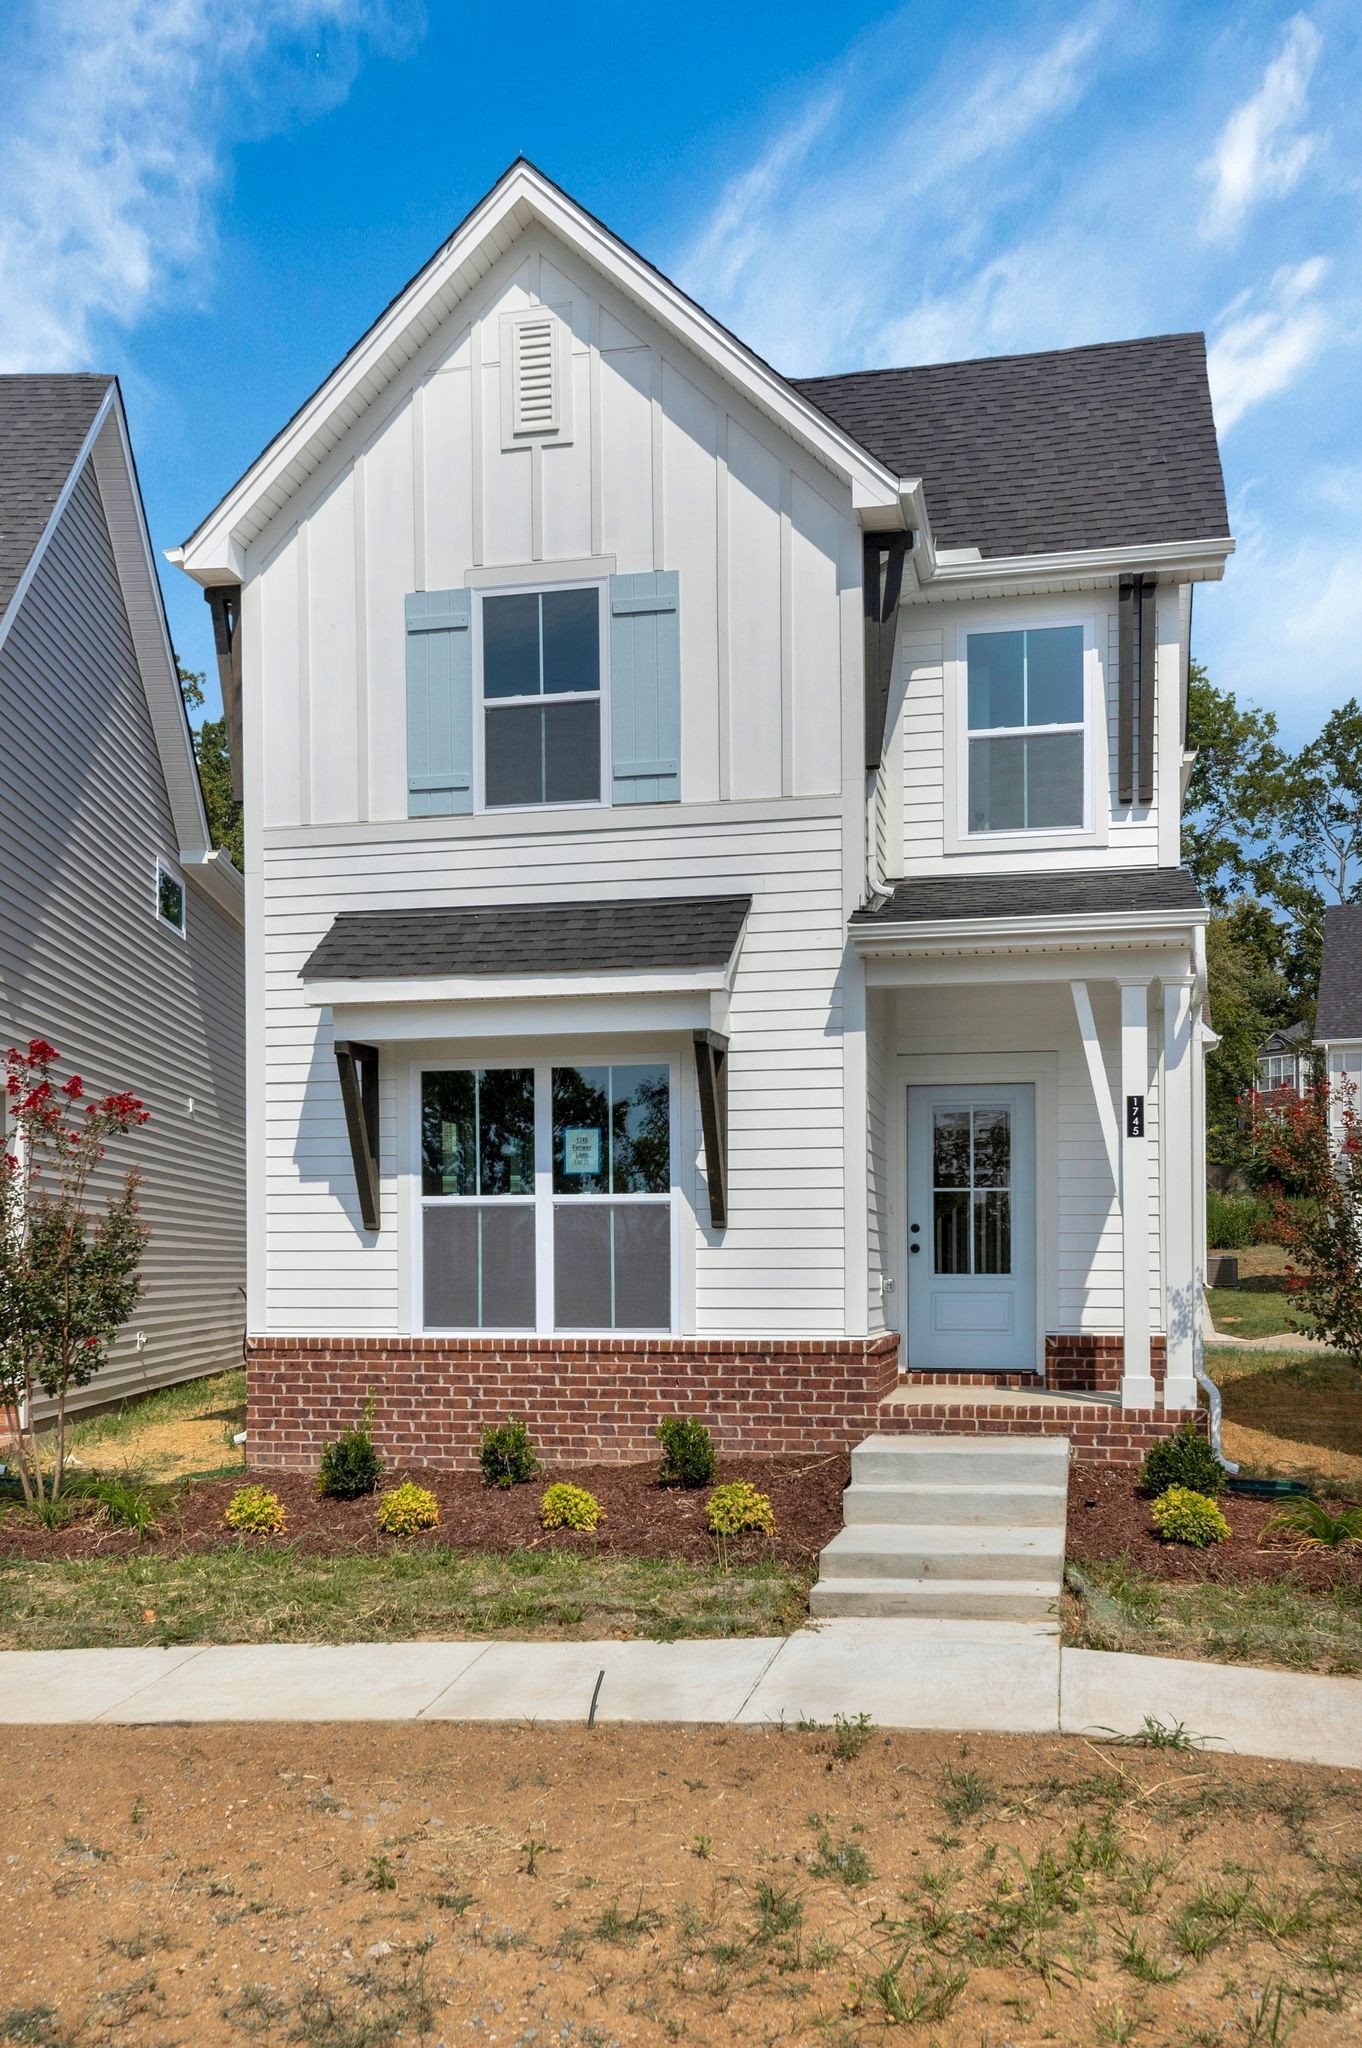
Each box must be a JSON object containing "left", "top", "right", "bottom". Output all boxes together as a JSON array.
[{"left": 1, "top": 0, "right": 1358, "bottom": 740}]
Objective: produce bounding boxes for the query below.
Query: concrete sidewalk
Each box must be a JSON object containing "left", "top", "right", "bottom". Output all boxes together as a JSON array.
[{"left": 0, "top": 1625, "right": 1358, "bottom": 1766}]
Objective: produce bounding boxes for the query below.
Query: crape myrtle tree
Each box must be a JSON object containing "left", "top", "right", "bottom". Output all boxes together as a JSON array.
[
  {"left": 1246, "top": 1076, "right": 1362, "bottom": 1366},
  {"left": 0, "top": 1040, "right": 150, "bottom": 1501}
]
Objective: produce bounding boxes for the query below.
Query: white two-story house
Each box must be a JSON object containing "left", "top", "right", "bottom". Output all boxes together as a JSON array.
[{"left": 174, "top": 162, "right": 1231, "bottom": 1471}]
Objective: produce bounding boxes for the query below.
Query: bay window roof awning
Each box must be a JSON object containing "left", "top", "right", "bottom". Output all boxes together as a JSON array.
[{"left": 300, "top": 893, "right": 751, "bottom": 1028}]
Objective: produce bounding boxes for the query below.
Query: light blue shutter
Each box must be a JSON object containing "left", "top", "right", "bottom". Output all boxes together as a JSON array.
[
  {"left": 609, "top": 571, "right": 680, "bottom": 804},
  {"left": 405, "top": 588, "right": 473, "bottom": 817}
]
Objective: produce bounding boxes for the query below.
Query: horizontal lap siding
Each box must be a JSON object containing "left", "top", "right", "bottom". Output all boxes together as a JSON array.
[
  {"left": 866, "top": 988, "right": 891, "bottom": 1332},
  {"left": 0, "top": 464, "right": 246, "bottom": 1414},
  {"left": 261, "top": 810, "right": 848, "bottom": 1336}
]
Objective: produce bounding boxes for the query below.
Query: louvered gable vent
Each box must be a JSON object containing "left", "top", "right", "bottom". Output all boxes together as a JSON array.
[{"left": 512, "top": 314, "right": 558, "bottom": 435}]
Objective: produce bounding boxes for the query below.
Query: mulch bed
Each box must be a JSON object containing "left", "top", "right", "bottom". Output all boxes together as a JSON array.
[
  {"left": 1068, "top": 1463, "right": 1362, "bottom": 1590},
  {"left": 0, "top": 1453, "right": 849, "bottom": 1570}
]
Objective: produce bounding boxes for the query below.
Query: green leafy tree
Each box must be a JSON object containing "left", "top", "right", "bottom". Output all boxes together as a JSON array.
[
  {"left": 179, "top": 664, "right": 243, "bottom": 872},
  {"left": 1265, "top": 698, "right": 1362, "bottom": 989},
  {"left": 1203, "top": 903, "right": 1303, "bottom": 1173},
  {"left": 0, "top": 1040, "right": 150, "bottom": 1501},
  {"left": 1182, "top": 662, "right": 1288, "bottom": 903}
]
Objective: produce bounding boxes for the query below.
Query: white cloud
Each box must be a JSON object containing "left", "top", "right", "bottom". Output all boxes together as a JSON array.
[
  {"left": 0, "top": 0, "right": 417, "bottom": 371},
  {"left": 674, "top": 7, "right": 1113, "bottom": 371},
  {"left": 1200, "top": 12, "right": 1323, "bottom": 243},
  {"left": 1207, "top": 257, "right": 1333, "bottom": 431}
]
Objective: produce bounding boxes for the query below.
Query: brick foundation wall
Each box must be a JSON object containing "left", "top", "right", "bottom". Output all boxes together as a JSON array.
[
  {"left": 876, "top": 1401, "right": 1197, "bottom": 1466},
  {"left": 1044, "top": 1335, "right": 1167, "bottom": 1396},
  {"left": 245, "top": 1334, "right": 902, "bottom": 1472}
]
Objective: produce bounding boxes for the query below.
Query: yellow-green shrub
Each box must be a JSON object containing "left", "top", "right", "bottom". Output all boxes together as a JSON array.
[
  {"left": 376, "top": 1482, "right": 440, "bottom": 1535},
  {"left": 539, "top": 1482, "right": 605, "bottom": 1532},
  {"left": 223, "top": 1484, "right": 288, "bottom": 1536},
  {"left": 1151, "top": 1485, "right": 1230, "bottom": 1547},
  {"left": 705, "top": 1480, "right": 776, "bottom": 1538}
]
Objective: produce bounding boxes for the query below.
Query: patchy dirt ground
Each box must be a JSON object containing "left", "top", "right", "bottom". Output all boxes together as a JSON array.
[
  {"left": 0, "top": 1725, "right": 1357, "bottom": 2047},
  {"left": 1068, "top": 1464, "right": 1362, "bottom": 1590},
  {"left": 1217, "top": 1362, "right": 1362, "bottom": 1493},
  {"left": 0, "top": 1454, "right": 850, "bottom": 1570}
]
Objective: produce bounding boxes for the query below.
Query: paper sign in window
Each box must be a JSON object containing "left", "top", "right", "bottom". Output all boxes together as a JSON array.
[{"left": 563, "top": 1127, "right": 602, "bottom": 1175}]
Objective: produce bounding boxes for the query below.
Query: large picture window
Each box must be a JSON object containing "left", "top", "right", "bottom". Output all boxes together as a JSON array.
[
  {"left": 965, "top": 625, "right": 1085, "bottom": 834},
  {"left": 418, "top": 1060, "right": 673, "bottom": 1334},
  {"left": 481, "top": 587, "right": 601, "bottom": 808}
]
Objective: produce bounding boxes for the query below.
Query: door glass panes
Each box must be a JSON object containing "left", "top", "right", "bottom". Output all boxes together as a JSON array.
[
  {"left": 483, "top": 588, "right": 601, "bottom": 807},
  {"left": 421, "top": 1069, "right": 534, "bottom": 1196},
  {"left": 967, "top": 625, "right": 1084, "bottom": 833},
  {"left": 931, "top": 1104, "right": 1013, "bottom": 1277},
  {"left": 552, "top": 1065, "right": 670, "bottom": 1194}
]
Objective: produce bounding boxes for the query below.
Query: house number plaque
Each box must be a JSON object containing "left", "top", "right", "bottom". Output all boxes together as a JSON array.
[{"left": 1125, "top": 1095, "right": 1145, "bottom": 1139}]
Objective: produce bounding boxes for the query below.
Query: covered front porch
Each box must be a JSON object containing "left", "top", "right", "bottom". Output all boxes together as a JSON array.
[{"left": 854, "top": 870, "right": 1210, "bottom": 1421}]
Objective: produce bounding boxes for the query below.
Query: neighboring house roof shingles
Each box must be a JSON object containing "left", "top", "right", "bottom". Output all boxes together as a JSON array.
[
  {"left": 301, "top": 895, "right": 753, "bottom": 982},
  {"left": 1315, "top": 905, "right": 1362, "bottom": 1040},
  {"left": 0, "top": 374, "right": 112, "bottom": 619},
  {"left": 794, "top": 334, "right": 1228, "bottom": 559},
  {"left": 852, "top": 868, "right": 1205, "bottom": 927}
]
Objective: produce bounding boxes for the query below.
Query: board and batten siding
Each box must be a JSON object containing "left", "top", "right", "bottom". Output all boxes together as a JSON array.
[
  {"left": 890, "top": 981, "right": 1162, "bottom": 1334},
  {"left": 885, "top": 591, "right": 1173, "bottom": 879},
  {"left": 245, "top": 226, "right": 859, "bottom": 835},
  {"left": 0, "top": 462, "right": 246, "bottom": 1413},
  {"left": 259, "top": 809, "right": 850, "bottom": 1336}
]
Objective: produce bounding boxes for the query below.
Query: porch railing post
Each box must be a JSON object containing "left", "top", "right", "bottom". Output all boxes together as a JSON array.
[{"left": 1119, "top": 979, "right": 1157, "bottom": 1408}]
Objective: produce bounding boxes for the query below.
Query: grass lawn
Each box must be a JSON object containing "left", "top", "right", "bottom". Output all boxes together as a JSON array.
[
  {"left": 0, "top": 1544, "right": 808, "bottom": 1650},
  {"left": 58, "top": 1368, "right": 247, "bottom": 1482},
  {"left": 1206, "top": 1283, "right": 1302, "bottom": 1339},
  {"left": 3, "top": 1722, "right": 1360, "bottom": 2048},
  {"left": 1205, "top": 1348, "right": 1362, "bottom": 1496},
  {"left": 1065, "top": 1555, "right": 1362, "bottom": 1675}
]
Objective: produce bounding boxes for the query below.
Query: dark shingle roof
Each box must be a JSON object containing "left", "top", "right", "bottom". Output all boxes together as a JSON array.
[
  {"left": 1316, "top": 905, "right": 1362, "bottom": 1041},
  {"left": 301, "top": 895, "right": 752, "bottom": 981},
  {"left": 794, "top": 334, "right": 1228, "bottom": 559},
  {"left": 0, "top": 374, "right": 113, "bottom": 618},
  {"left": 851, "top": 868, "right": 1204, "bottom": 927}
]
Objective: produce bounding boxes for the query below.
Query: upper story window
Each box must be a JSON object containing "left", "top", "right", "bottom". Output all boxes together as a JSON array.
[
  {"left": 965, "top": 625, "right": 1086, "bottom": 836},
  {"left": 155, "top": 858, "right": 186, "bottom": 936},
  {"left": 1260, "top": 1053, "right": 1298, "bottom": 1092},
  {"left": 481, "top": 586, "right": 603, "bottom": 809}
]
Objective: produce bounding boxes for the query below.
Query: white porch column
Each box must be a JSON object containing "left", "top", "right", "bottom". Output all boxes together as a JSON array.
[
  {"left": 1119, "top": 979, "right": 1157, "bottom": 1407},
  {"left": 1162, "top": 978, "right": 1199, "bottom": 1411}
]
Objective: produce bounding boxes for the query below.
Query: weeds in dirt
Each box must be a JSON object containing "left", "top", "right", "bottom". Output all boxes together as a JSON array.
[
  {"left": 363, "top": 1854, "right": 396, "bottom": 1892},
  {"left": 809, "top": 1829, "right": 872, "bottom": 1888}
]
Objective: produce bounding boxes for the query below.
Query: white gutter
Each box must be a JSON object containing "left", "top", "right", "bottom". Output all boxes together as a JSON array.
[
  {"left": 906, "top": 532, "right": 1235, "bottom": 597},
  {"left": 851, "top": 906, "right": 1208, "bottom": 954}
]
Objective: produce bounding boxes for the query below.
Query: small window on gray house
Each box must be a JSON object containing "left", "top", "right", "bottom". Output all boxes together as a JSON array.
[
  {"left": 156, "top": 860, "right": 186, "bottom": 935},
  {"left": 482, "top": 588, "right": 601, "bottom": 807}
]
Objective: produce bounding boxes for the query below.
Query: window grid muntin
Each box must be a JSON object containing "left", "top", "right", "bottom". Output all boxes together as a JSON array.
[{"left": 931, "top": 1102, "right": 1013, "bottom": 1277}]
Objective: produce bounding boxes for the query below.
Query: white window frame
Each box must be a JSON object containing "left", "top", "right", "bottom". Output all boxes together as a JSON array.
[
  {"left": 411, "top": 1054, "right": 680, "bottom": 1336},
  {"left": 154, "top": 855, "right": 187, "bottom": 938},
  {"left": 946, "top": 610, "right": 1105, "bottom": 854},
  {"left": 472, "top": 579, "right": 610, "bottom": 815}
]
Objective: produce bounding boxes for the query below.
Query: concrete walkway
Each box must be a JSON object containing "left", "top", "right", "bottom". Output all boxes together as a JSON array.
[{"left": 0, "top": 1626, "right": 1358, "bottom": 1767}]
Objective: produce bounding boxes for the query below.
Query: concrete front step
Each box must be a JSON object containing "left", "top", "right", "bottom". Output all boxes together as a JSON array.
[
  {"left": 851, "top": 1434, "right": 1070, "bottom": 1488},
  {"left": 809, "top": 1578, "right": 1060, "bottom": 1621},
  {"left": 843, "top": 1480, "right": 1067, "bottom": 1528},
  {"left": 818, "top": 1523, "right": 1064, "bottom": 1582}
]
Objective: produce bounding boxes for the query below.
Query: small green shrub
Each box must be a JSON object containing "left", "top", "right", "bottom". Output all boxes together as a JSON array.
[
  {"left": 376, "top": 1482, "right": 439, "bottom": 1535},
  {"left": 479, "top": 1418, "right": 538, "bottom": 1491},
  {"left": 1263, "top": 1497, "right": 1362, "bottom": 1549},
  {"left": 224, "top": 1485, "right": 288, "bottom": 1536},
  {"left": 656, "top": 1415, "right": 717, "bottom": 1489},
  {"left": 1206, "top": 1189, "right": 1273, "bottom": 1250},
  {"left": 539, "top": 1482, "right": 605, "bottom": 1531},
  {"left": 1140, "top": 1421, "right": 1225, "bottom": 1498},
  {"left": 706, "top": 1480, "right": 776, "bottom": 1537},
  {"left": 1151, "top": 1486, "right": 1231, "bottom": 1547},
  {"left": 316, "top": 1394, "right": 383, "bottom": 1500}
]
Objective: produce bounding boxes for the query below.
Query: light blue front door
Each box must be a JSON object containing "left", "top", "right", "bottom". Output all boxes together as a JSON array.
[{"left": 906, "top": 1084, "right": 1036, "bottom": 1372}]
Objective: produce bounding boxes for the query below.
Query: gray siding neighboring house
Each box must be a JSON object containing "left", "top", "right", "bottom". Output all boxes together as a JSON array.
[{"left": 0, "top": 375, "right": 245, "bottom": 1415}]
